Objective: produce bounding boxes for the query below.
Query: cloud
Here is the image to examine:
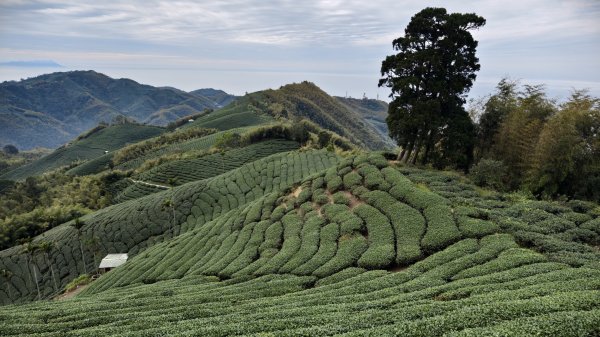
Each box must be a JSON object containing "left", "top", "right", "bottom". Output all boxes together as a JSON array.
[
  {"left": 0, "top": 60, "right": 63, "bottom": 67},
  {"left": 0, "top": 0, "right": 598, "bottom": 99},
  {"left": 1, "top": 0, "right": 598, "bottom": 47}
]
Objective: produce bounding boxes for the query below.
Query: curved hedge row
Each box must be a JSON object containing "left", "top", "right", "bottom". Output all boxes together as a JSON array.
[
  {"left": 0, "top": 149, "right": 339, "bottom": 304},
  {"left": 0, "top": 235, "right": 598, "bottom": 336}
]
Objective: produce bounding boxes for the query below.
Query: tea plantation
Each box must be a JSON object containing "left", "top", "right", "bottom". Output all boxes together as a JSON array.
[
  {"left": 0, "top": 151, "right": 598, "bottom": 336},
  {"left": 0, "top": 124, "right": 164, "bottom": 181}
]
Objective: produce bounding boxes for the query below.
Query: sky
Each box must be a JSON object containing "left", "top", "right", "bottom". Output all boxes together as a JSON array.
[{"left": 1, "top": 0, "right": 599, "bottom": 102}]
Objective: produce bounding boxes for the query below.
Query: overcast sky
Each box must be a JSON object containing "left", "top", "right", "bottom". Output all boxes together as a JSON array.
[{"left": 1, "top": 0, "right": 599, "bottom": 101}]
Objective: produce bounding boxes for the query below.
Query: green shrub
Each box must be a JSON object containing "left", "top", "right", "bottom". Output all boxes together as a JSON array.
[
  {"left": 343, "top": 171, "right": 362, "bottom": 189},
  {"left": 293, "top": 223, "right": 339, "bottom": 275},
  {"left": 64, "top": 274, "right": 91, "bottom": 292},
  {"left": 354, "top": 204, "right": 395, "bottom": 269},
  {"left": 332, "top": 191, "right": 351, "bottom": 205},
  {"left": 313, "top": 234, "right": 368, "bottom": 277},
  {"left": 421, "top": 205, "right": 462, "bottom": 253},
  {"left": 314, "top": 267, "right": 367, "bottom": 287},
  {"left": 363, "top": 190, "right": 425, "bottom": 265}
]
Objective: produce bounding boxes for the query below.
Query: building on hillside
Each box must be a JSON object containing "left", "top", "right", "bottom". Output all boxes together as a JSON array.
[{"left": 99, "top": 253, "right": 128, "bottom": 273}]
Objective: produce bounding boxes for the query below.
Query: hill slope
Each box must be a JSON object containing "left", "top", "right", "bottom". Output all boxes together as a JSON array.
[
  {"left": 335, "top": 96, "right": 394, "bottom": 147},
  {"left": 0, "top": 147, "right": 339, "bottom": 303},
  {"left": 0, "top": 123, "right": 164, "bottom": 181},
  {"left": 186, "top": 82, "right": 392, "bottom": 150},
  {"left": 0, "top": 71, "right": 232, "bottom": 150},
  {"left": 190, "top": 88, "right": 238, "bottom": 107},
  {"left": 0, "top": 152, "right": 598, "bottom": 336},
  {"left": 0, "top": 79, "right": 598, "bottom": 336}
]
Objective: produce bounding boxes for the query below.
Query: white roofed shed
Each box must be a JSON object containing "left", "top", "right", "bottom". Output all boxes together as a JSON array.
[{"left": 99, "top": 253, "right": 128, "bottom": 271}]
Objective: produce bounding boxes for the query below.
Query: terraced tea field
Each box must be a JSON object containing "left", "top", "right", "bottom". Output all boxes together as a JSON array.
[
  {"left": 114, "top": 127, "right": 252, "bottom": 171},
  {"left": 1, "top": 124, "right": 164, "bottom": 180},
  {"left": 136, "top": 139, "right": 300, "bottom": 185},
  {"left": 185, "top": 102, "right": 273, "bottom": 131},
  {"left": 112, "top": 139, "right": 300, "bottom": 203},
  {"left": 0, "top": 149, "right": 340, "bottom": 304},
  {"left": 1, "top": 152, "right": 597, "bottom": 336}
]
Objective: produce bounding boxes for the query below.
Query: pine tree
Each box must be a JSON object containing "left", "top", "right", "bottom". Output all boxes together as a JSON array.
[{"left": 379, "top": 7, "right": 485, "bottom": 169}]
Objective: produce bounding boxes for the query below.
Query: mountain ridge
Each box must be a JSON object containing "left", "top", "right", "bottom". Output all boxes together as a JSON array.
[{"left": 0, "top": 71, "right": 233, "bottom": 150}]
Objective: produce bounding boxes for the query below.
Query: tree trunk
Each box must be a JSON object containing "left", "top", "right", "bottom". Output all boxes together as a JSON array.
[
  {"left": 93, "top": 251, "right": 98, "bottom": 271},
  {"left": 45, "top": 253, "right": 58, "bottom": 293},
  {"left": 172, "top": 206, "right": 176, "bottom": 235},
  {"left": 79, "top": 240, "right": 87, "bottom": 274},
  {"left": 26, "top": 259, "right": 34, "bottom": 289},
  {"left": 402, "top": 140, "right": 415, "bottom": 163},
  {"left": 397, "top": 147, "right": 406, "bottom": 161},
  {"left": 5, "top": 281, "right": 11, "bottom": 300},
  {"left": 411, "top": 143, "right": 422, "bottom": 165},
  {"left": 410, "top": 135, "right": 424, "bottom": 165},
  {"left": 31, "top": 262, "right": 41, "bottom": 300},
  {"left": 421, "top": 130, "right": 436, "bottom": 165}
]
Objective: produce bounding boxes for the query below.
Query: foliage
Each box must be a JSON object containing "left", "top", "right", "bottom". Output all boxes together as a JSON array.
[
  {"left": 0, "top": 148, "right": 51, "bottom": 176},
  {"left": 379, "top": 7, "right": 485, "bottom": 169},
  {"left": 474, "top": 81, "right": 599, "bottom": 202},
  {"left": 0, "top": 170, "right": 129, "bottom": 249},
  {"left": 2, "top": 145, "right": 18, "bottom": 155},
  {"left": 112, "top": 127, "right": 217, "bottom": 166},
  {"left": 469, "top": 159, "right": 508, "bottom": 190},
  {"left": 166, "top": 109, "right": 213, "bottom": 131},
  {"left": 64, "top": 274, "right": 91, "bottom": 292},
  {"left": 0, "top": 148, "right": 597, "bottom": 337},
  {"left": 527, "top": 90, "right": 600, "bottom": 200},
  {"left": 213, "top": 131, "right": 242, "bottom": 150}
]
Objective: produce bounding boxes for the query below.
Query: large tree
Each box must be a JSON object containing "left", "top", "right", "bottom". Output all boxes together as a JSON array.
[{"left": 379, "top": 7, "right": 485, "bottom": 169}]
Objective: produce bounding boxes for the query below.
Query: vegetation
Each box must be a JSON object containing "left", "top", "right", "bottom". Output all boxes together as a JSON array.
[
  {"left": 0, "top": 171, "right": 129, "bottom": 249},
  {"left": 0, "top": 123, "right": 164, "bottom": 181},
  {"left": 0, "top": 152, "right": 597, "bottom": 336},
  {"left": 0, "top": 147, "right": 51, "bottom": 176},
  {"left": 111, "top": 127, "right": 216, "bottom": 166},
  {"left": 64, "top": 274, "right": 90, "bottom": 292},
  {"left": 379, "top": 7, "right": 485, "bottom": 170},
  {"left": 471, "top": 80, "right": 600, "bottom": 202}
]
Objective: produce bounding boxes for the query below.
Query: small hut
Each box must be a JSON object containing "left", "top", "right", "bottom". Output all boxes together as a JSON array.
[{"left": 99, "top": 253, "right": 128, "bottom": 273}]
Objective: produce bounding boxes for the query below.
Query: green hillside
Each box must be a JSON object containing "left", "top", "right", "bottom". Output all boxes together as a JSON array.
[
  {"left": 0, "top": 152, "right": 598, "bottom": 336},
  {"left": 186, "top": 82, "right": 391, "bottom": 150},
  {"left": 112, "top": 127, "right": 251, "bottom": 172},
  {"left": 260, "top": 82, "right": 390, "bottom": 150},
  {"left": 0, "top": 123, "right": 164, "bottom": 181},
  {"left": 113, "top": 139, "right": 301, "bottom": 203},
  {"left": 335, "top": 96, "right": 394, "bottom": 147},
  {"left": 0, "top": 147, "right": 339, "bottom": 304}
]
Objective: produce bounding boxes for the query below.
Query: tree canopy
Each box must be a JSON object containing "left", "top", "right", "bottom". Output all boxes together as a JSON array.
[{"left": 379, "top": 7, "right": 485, "bottom": 170}]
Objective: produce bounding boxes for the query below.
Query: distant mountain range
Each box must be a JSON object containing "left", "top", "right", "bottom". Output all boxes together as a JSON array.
[
  {"left": 334, "top": 96, "right": 391, "bottom": 146},
  {"left": 0, "top": 71, "right": 237, "bottom": 150}
]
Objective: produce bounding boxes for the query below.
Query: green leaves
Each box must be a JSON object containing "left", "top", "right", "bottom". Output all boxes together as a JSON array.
[{"left": 380, "top": 7, "right": 485, "bottom": 168}]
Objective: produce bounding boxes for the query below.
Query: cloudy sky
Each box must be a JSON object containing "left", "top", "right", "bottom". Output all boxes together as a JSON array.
[{"left": 1, "top": 0, "right": 599, "bottom": 101}]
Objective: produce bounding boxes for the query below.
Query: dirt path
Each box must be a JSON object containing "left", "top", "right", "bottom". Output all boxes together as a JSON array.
[
  {"left": 129, "top": 178, "right": 170, "bottom": 189},
  {"left": 55, "top": 283, "right": 90, "bottom": 301}
]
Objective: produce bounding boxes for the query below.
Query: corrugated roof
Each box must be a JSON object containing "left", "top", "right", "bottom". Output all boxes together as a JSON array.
[{"left": 99, "top": 253, "right": 128, "bottom": 269}]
